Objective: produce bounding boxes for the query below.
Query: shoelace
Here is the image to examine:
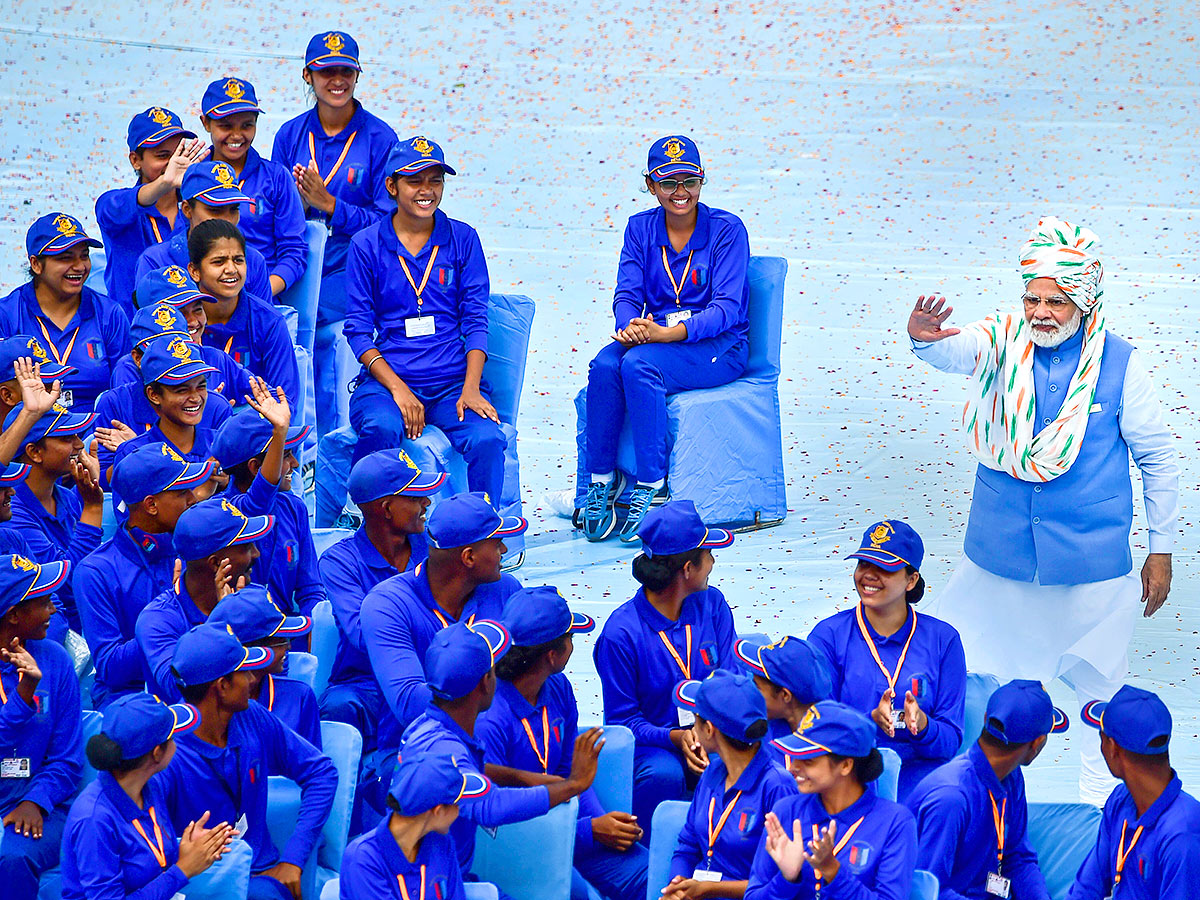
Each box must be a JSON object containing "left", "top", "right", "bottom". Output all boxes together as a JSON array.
[
  {"left": 625, "top": 486, "right": 656, "bottom": 521},
  {"left": 585, "top": 480, "right": 610, "bottom": 516}
]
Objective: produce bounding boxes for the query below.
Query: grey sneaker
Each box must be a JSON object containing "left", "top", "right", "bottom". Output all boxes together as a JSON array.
[
  {"left": 582, "top": 473, "right": 627, "bottom": 542},
  {"left": 618, "top": 484, "right": 670, "bottom": 543}
]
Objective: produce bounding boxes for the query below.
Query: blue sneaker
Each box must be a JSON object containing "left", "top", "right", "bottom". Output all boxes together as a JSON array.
[
  {"left": 582, "top": 473, "right": 626, "bottom": 542},
  {"left": 618, "top": 483, "right": 670, "bottom": 543}
]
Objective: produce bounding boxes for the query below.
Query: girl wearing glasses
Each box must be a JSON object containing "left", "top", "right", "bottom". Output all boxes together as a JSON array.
[{"left": 581, "top": 135, "right": 751, "bottom": 543}]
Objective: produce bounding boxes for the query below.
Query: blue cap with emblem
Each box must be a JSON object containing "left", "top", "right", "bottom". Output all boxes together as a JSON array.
[
  {"left": 426, "top": 492, "right": 526, "bottom": 549},
  {"left": 847, "top": 519, "right": 924, "bottom": 572},
  {"left": 347, "top": 449, "right": 447, "bottom": 504},
  {"left": 201, "top": 77, "right": 263, "bottom": 119},
  {"left": 181, "top": 161, "right": 253, "bottom": 207},
  {"left": 637, "top": 500, "right": 733, "bottom": 558},
  {"left": 771, "top": 700, "right": 877, "bottom": 759},
  {"left": 734, "top": 635, "right": 833, "bottom": 705},
  {"left": 208, "top": 584, "right": 313, "bottom": 643},
  {"left": 172, "top": 497, "right": 274, "bottom": 561},
  {"left": 111, "top": 442, "right": 214, "bottom": 510},
  {"left": 389, "top": 750, "right": 491, "bottom": 815},
  {"left": 131, "top": 305, "right": 191, "bottom": 350},
  {"left": 424, "top": 620, "right": 511, "bottom": 700},
  {"left": 171, "top": 622, "right": 273, "bottom": 687},
  {"left": 99, "top": 693, "right": 199, "bottom": 761},
  {"left": 141, "top": 335, "right": 217, "bottom": 386},
  {"left": 0, "top": 554, "right": 70, "bottom": 618},
  {"left": 305, "top": 31, "right": 361, "bottom": 71},
  {"left": 127, "top": 107, "right": 196, "bottom": 151},
  {"left": 25, "top": 213, "right": 102, "bottom": 257},
  {"left": 385, "top": 136, "right": 457, "bottom": 178},
  {"left": 674, "top": 670, "right": 769, "bottom": 744},
  {"left": 4, "top": 402, "right": 96, "bottom": 445},
  {"left": 983, "top": 679, "right": 1069, "bottom": 745},
  {"left": 502, "top": 585, "right": 595, "bottom": 647},
  {"left": 0, "top": 335, "right": 77, "bottom": 384},
  {"left": 211, "top": 413, "right": 312, "bottom": 469},
  {"left": 1082, "top": 685, "right": 1170, "bottom": 755},
  {"left": 646, "top": 135, "right": 704, "bottom": 181},
  {"left": 134, "top": 267, "right": 211, "bottom": 311}
]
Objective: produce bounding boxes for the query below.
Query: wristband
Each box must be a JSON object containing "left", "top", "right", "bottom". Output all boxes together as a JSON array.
[{"left": 366, "top": 355, "right": 385, "bottom": 374}]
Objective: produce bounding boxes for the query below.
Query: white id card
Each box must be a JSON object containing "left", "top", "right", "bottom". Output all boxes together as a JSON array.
[
  {"left": 665, "top": 309, "right": 693, "bottom": 328},
  {"left": 233, "top": 813, "right": 249, "bottom": 839},
  {"left": 1, "top": 757, "right": 31, "bottom": 778},
  {"left": 405, "top": 316, "right": 436, "bottom": 338},
  {"left": 58, "top": 389, "right": 73, "bottom": 409},
  {"left": 677, "top": 708, "right": 696, "bottom": 728},
  {"left": 692, "top": 869, "right": 723, "bottom": 882},
  {"left": 985, "top": 873, "right": 1011, "bottom": 898},
  {"left": 891, "top": 708, "right": 906, "bottom": 730}
]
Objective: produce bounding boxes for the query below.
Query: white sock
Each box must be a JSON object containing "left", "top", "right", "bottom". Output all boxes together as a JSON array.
[
  {"left": 638, "top": 479, "right": 665, "bottom": 490},
  {"left": 591, "top": 471, "right": 614, "bottom": 485}
]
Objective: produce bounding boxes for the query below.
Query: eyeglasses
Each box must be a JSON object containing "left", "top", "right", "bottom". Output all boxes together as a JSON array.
[
  {"left": 655, "top": 177, "right": 703, "bottom": 193},
  {"left": 1021, "top": 294, "right": 1073, "bottom": 311}
]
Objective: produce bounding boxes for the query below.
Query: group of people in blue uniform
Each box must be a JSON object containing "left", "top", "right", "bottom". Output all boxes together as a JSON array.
[{"left": 0, "top": 24, "right": 1195, "bottom": 900}]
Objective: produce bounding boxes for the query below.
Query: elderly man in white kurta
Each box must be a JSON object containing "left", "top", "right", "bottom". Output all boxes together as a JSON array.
[{"left": 906, "top": 216, "right": 1178, "bottom": 804}]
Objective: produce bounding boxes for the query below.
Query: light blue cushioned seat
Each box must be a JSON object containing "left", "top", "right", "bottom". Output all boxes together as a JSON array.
[
  {"left": 645, "top": 800, "right": 689, "bottom": 900},
  {"left": 472, "top": 796, "right": 578, "bottom": 900},
  {"left": 1027, "top": 802, "right": 1103, "bottom": 900}
]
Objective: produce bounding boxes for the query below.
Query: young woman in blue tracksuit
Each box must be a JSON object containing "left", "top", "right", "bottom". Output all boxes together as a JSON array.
[
  {"left": 59, "top": 692, "right": 234, "bottom": 900},
  {"left": 807, "top": 521, "right": 966, "bottom": 802},
  {"left": 186, "top": 219, "right": 299, "bottom": 405},
  {"left": 271, "top": 30, "right": 398, "bottom": 434},
  {"left": 198, "top": 77, "right": 307, "bottom": 297},
  {"left": 745, "top": 702, "right": 917, "bottom": 900},
  {"left": 592, "top": 500, "right": 736, "bottom": 843},
  {"left": 582, "top": 135, "right": 751, "bottom": 543},
  {"left": 343, "top": 136, "right": 506, "bottom": 501},
  {"left": 0, "top": 214, "right": 131, "bottom": 416}
]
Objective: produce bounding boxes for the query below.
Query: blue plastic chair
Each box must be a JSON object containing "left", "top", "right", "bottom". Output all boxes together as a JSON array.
[
  {"left": 585, "top": 723, "right": 634, "bottom": 814},
  {"left": 909, "top": 869, "right": 939, "bottom": 900},
  {"left": 309, "top": 599, "right": 339, "bottom": 700},
  {"left": 287, "top": 651, "right": 318, "bottom": 691},
  {"left": 472, "top": 796, "right": 578, "bottom": 900},
  {"left": 279, "top": 222, "right": 328, "bottom": 357},
  {"left": 1027, "top": 802, "right": 1103, "bottom": 900},
  {"left": 267, "top": 720, "right": 363, "bottom": 898},
  {"left": 78, "top": 710, "right": 104, "bottom": 788},
  {"left": 313, "top": 527, "right": 355, "bottom": 556},
  {"left": 877, "top": 746, "right": 901, "bottom": 802},
  {"left": 315, "top": 294, "right": 536, "bottom": 561},
  {"left": 181, "top": 838, "right": 253, "bottom": 899},
  {"left": 574, "top": 256, "right": 788, "bottom": 529},
  {"left": 958, "top": 672, "right": 1002, "bottom": 755},
  {"left": 645, "top": 800, "right": 689, "bottom": 900}
]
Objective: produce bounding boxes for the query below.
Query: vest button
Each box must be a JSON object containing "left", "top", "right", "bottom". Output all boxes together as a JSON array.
[
  {"left": 1049, "top": 384, "right": 1058, "bottom": 392},
  {"left": 1034, "top": 486, "right": 1042, "bottom": 493},
  {"left": 1033, "top": 516, "right": 1041, "bottom": 524},
  {"left": 1052, "top": 357, "right": 1060, "bottom": 364}
]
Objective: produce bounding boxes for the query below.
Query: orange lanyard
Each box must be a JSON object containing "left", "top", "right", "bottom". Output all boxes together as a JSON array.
[
  {"left": 396, "top": 865, "right": 425, "bottom": 900},
  {"left": 149, "top": 218, "right": 164, "bottom": 243},
  {"left": 812, "top": 816, "right": 865, "bottom": 891},
  {"left": 658, "top": 626, "right": 692, "bottom": 680},
  {"left": 431, "top": 608, "right": 475, "bottom": 629},
  {"left": 223, "top": 335, "right": 235, "bottom": 354},
  {"left": 131, "top": 807, "right": 168, "bottom": 869},
  {"left": 1115, "top": 820, "right": 1144, "bottom": 884},
  {"left": 35, "top": 318, "right": 80, "bottom": 368},
  {"left": 855, "top": 604, "right": 918, "bottom": 696},
  {"left": 308, "top": 130, "right": 359, "bottom": 186},
  {"left": 521, "top": 706, "right": 551, "bottom": 773},
  {"left": 266, "top": 674, "right": 275, "bottom": 711},
  {"left": 988, "top": 791, "right": 1007, "bottom": 873},
  {"left": 397, "top": 246, "right": 440, "bottom": 314},
  {"left": 0, "top": 671, "right": 22, "bottom": 704},
  {"left": 660, "top": 247, "right": 694, "bottom": 307},
  {"left": 705, "top": 791, "right": 743, "bottom": 862}
]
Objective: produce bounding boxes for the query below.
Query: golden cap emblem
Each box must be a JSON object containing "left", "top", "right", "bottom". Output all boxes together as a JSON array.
[
  {"left": 397, "top": 448, "right": 417, "bottom": 467},
  {"left": 221, "top": 499, "right": 247, "bottom": 520},
  {"left": 324, "top": 32, "right": 345, "bottom": 54},
  {"left": 161, "top": 443, "right": 186, "bottom": 463},
  {"left": 213, "top": 163, "right": 237, "bottom": 188},
  {"left": 50, "top": 402, "right": 68, "bottom": 414},
  {"left": 164, "top": 266, "right": 188, "bottom": 287},
  {"left": 53, "top": 214, "right": 78, "bottom": 236},
  {"left": 169, "top": 338, "right": 193, "bottom": 361},
  {"left": 11, "top": 555, "right": 37, "bottom": 573},
  {"left": 663, "top": 138, "right": 685, "bottom": 160},
  {"left": 868, "top": 522, "right": 894, "bottom": 549},
  {"left": 412, "top": 137, "right": 432, "bottom": 157},
  {"left": 148, "top": 107, "right": 172, "bottom": 126},
  {"left": 798, "top": 705, "right": 821, "bottom": 733},
  {"left": 27, "top": 338, "right": 48, "bottom": 362},
  {"left": 223, "top": 78, "right": 245, "bottom": 101},
  {"left": 153, "top": 306, "right": 176, "bottom": 329}
]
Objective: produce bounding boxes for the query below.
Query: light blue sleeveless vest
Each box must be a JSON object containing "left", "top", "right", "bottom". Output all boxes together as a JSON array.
[{"left": 963, "top": 330, "right": 1134, "bottom": 586}]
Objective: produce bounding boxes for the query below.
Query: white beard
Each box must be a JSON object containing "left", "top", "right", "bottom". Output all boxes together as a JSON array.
[{"left": 1028, "top": 311, "right": 1083, "bottom": 348}]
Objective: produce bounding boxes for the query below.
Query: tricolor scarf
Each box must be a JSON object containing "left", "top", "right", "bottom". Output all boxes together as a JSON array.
[{"left": 962, "top": 217, "right": 1106, "bottom": 482}]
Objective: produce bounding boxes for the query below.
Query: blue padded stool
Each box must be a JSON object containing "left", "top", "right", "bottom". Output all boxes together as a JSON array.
[
  {"left": 308, "top": 599, "right": 339, "bottom": 700},
  {"left": 574, "top": 256, "right": 787, "bottom": 529},
  {"left": 1027, "top": 802, "right": 1103, "bottom": 900},
  {"left": 314, "top": 294, "right": 536, "bottom": 562},
  {"left": 279, "top": 222, "right": 327, "bottom": 358},
  {"left": 909, "top": 869, "right": 939, "bottom": 900},
  {"left": 957, "top": 672, "right": 1002, "bottom": 755},
  {"left": 877, "top": 746, "right": 901, "bottom": 802},
  {"left": 473, "top": 796, "right": 578, "bottom": 900},
  {"left": 583, "top": 723, "right": 634, "bottom": 815},
  {"left": 645, "top": 800, "right": 689, "bottom": 900}
]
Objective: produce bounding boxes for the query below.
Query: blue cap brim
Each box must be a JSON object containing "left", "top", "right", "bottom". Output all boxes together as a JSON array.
[
  {"left": 306, "top": 55, "right": 361, "bottom": 70},
  {"left": 135, "top": 330, "right": 190, "bottom": 349},
  {"left": 769, "top": 732, "right": 833, "bottom": 758},
  {"left": 847, "top": 549, "right": 910, "bottom": 571},
  {"left": 733, "top": 639, "right": 769, "bottom": 677},
  {"left": 35, "top": 235, "right": 103, "bottom": 256},
  {"left": 455, "top": 771, "right": 491, "bottom": 802},
  {"left": 169, "top": 703, "right": 201, "bottom": 737},
  {"left": 147, "top": 289, "right": 210, "bottom": 310},
  {"left": 187, "top": 187, "right": 253, "bottom": 206},
  {"left": 1051, "top": 707, "right": 1070, "bottom": 734},
  {"left": 138, "top": 127, "right": 197, "bottom": 149},
  {"left": 1081, "top": 700, "right": 1104, "bottom": 730},
  {"left": 568, "top": 611, "right": 596, "bottom": 635},
  {"left": 283, "top": 424, "right": 312, "bottom": 450},
  {"left": 25, "top": 559, "right": 71, "bottom": 600},
  {"left": 650, "top": 163, "right": 704, "bottom": 179},
  {"left": 167, "top": 460, "right": 215, "bottom": 491},
  {"left": 673, "top": 679, "right": 701, "bottom": 710},
  {"left": 391, "top": 160, "right": 457, "bottom": 177},
  {"left": 472, "top": 620, "right": 512, "bottom": 664},
  {"left": 699, "top": 528, "right": 734, "bottom": 551},
  {"left": 272, "top": 614, "right": 314, "bottom": 638},
  {"left": 398, "top": 470, "right": 447, "bottom": 495},
  {"left": 148, "top": 361, "right": 218, "bottom": 384},
  {"left": 204, "top": 101, "right": 263, "bottom": 118},
  {"left": 487, "top": 516, "right": 528, "bottom": 540},
  {"left": 0, "top": 463, "right": 30, "bottom": 486},
  {"left": 236, "top": 646, "right": 274, "bottom": 672},
  {"left": 46, "top": 410, "right": 98, "bottom": 437},
  {"left": 227, "top": 513, "right": 275, "bottom": 547},
  {"left": 32, "top": 362, "right": 77, "bottom": 381}
]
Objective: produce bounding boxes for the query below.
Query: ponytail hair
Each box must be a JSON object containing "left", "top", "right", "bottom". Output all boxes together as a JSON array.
[
  {"left": 829, "top": 748, "right": 884, "bottom": 785},
  {"left": 632, "top": 547, "right": 706, "bottom": 593},
  {"left": 86, "top": 733, "right": 156, "bottom": 775},
  {"left": 905, "top": 567, "right": 926, "bottom": 606}
]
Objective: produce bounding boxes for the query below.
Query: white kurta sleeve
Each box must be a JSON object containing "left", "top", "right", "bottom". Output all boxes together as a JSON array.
[
  {"left": 909, "top": 330, "right": 986, "bottom": 376},
  {"left": 1119, "top": 349, "right": 1180, "bottom": 554}
]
